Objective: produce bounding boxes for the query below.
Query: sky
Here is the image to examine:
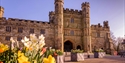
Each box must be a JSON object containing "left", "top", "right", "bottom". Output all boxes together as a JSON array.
[{"left": 1, "top": 0, "right": 125, "bottom": 38}]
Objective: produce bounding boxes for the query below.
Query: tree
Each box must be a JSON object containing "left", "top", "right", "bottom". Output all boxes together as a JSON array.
[
  {"left": 110, "top": 31, "right": 117, "bottom": 50},
  {"left": 116, "top": 37, "right": 124, "bottom": 51},
  {"left": 110, "top": 31, "right": 124, "bottom": 51}
]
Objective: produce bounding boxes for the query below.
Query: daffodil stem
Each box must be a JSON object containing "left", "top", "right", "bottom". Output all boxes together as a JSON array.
[{"left": 9, "top": 41, "right": 12, "bottom": 60}]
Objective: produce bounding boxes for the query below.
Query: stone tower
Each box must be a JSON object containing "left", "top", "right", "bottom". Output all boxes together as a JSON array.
[
  {"left": 0, "top": 6, "right": 4, "bottom": 18},
  {"left": 54, "top": 0, "right": 64, "bottom": 51},
  {"left": 81, "top": 2, "right": 92, "bottom": 52}
]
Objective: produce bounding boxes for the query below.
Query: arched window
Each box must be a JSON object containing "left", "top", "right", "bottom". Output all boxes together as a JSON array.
[
  {"left": 55, "top": 4, "right": 58, "bottom": 13},
  {"left": 70, "top": 30, "right": 74, "bottom": 35},
  {"left": 84, "top": 8, "right": 86, "bottom": 10},
  {"left": 70, "top": 18, "right": 74, "bottom": 23},
  {"left": 77, "top": 45, "right": 81, "bottom": 50},
  {"left": 97, "top": 32, "right": 100, "bottom": 37}
]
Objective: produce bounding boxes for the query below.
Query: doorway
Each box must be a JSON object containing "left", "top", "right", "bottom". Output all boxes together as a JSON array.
[
  {"left": 64, "top": 40, "right": 73, "bottom": 52},
  {"left": 77, "top": 45, "right": 81, "bottom": 50}
]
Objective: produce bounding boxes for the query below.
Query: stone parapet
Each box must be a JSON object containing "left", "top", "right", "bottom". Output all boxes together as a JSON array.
[{"left": 63, "top": 8, "right": 82, "bottom": 15}]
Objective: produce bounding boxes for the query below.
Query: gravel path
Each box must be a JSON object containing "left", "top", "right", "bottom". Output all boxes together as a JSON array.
[{"left": 64, "top": 54, "right": 125, "bottom": 63}]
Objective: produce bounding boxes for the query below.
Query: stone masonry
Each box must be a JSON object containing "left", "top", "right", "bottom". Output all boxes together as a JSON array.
[{"left": 0, "top": 0, "right": 114, "bottom": 53}]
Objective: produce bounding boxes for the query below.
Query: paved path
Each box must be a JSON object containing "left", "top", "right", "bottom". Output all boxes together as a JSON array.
[{"left": 64, "top": 53, "right": 125, "bottom": 63}]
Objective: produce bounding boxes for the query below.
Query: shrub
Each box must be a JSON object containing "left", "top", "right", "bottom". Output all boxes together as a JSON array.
[{"left": 71, "top": 49, "right": 84, "bottom": 53}]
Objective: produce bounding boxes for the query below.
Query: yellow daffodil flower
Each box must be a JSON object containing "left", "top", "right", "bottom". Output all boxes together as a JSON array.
[
  {"left": 43, "top": 55, "right": 56, "bottom": 63},
  {"left": 0, "top": 43, "right": 8, "bottom": 53},
  {"left": 0, "top": 48, "right": 4, "bottom": 53},
  {"left": 18, "top": 51, "right": 30, "bottom": 63}
]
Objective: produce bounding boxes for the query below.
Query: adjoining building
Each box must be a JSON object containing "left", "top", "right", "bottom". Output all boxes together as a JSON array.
[
  {"left": 0, "top": 0, "right": 114, "bottom": 53},
  {"left": 121, "top": 39, "right": 125, "bottom": 50}
]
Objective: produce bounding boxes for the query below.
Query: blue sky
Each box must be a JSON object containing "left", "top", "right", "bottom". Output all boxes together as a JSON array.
[{"left": 1, "top": 0, "right": 125, "bottom": 37}]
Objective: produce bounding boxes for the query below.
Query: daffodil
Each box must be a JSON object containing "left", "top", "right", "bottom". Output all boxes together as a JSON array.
[
  {"left": 39, "top": 34, "right": 45, "bottom": 40},
  {"left": 10, "top": 37, "right": 15, "bottom": 43},
  {"left": 0, "top": 61, "right": 3, "bottom": 63},
  {"left": 0, "top": 48, "right": 4, "bottom": 53},
  {"left": 18, "top": 51, "right": 30, "bottom": 63},
  {"left": 0, "top": 43, "right": 8, "bottom": 53},
  {"left": 40, "top": 47, "right": 46, "bottom": 55},
  {"left": 43, "top": 55, "right": 56, "bottom": 63},
  {"left": 21, "top": 34, "right": 45, "bottom": 51},
  {"left": 10, "top": 37, "right": 20, "bottom": 48},
  {"left": 30, "top": 34, "right": 38, "bottom": 43}
]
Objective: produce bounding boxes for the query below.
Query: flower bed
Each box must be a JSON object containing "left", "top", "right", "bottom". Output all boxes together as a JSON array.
[
  {"left": 94, "top": 49, "right": 105, "bottom": 58},
  {"left": 0, "top": 34, "right": 56, "bottom": 63},
  {"left": 46, "top": 49, "right": 64, "bottom": 63},
  {"left": 71, "top": 49, "right": 84, "bottom": 61}
]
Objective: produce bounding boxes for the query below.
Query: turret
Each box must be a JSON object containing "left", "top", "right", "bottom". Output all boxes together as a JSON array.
[
  {"left": 49, "top": 11, "right": 55, "bottom": 23},
  {"left": 103, "top": 21, "right": 109, "bottom": 28},
  {"left": 54, "top": 0, "right": 64, "bottom": 51},
  {"left": 81, "top": 2, "right": 90, "bottom": 18},
  {"left": 81, "top": 2, "right": 91, "bottom": 52},
  {"left": 0, "top": 6, "right": 4, "bottom": 18},
  {"left": 55, "top": 0, "right": 64, "bottom": 15}
]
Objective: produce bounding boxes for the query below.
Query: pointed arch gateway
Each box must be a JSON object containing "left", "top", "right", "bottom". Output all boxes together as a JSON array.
[
  {"left": 64, "top": 40, "right": 73, "bottom": 52},
  {"left": 77, "top": 45, "right": 81, "bottom": 50}
]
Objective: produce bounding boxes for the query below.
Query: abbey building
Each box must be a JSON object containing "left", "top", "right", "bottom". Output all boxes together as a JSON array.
[{"left": 0, "top": 0, "right": 114, "bottom": 53}]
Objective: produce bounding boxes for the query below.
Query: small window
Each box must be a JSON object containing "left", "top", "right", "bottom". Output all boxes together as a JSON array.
[
  {"left": 97, "top": 32, "right": 100, "bottom": 37},
  {"left": 84, "top": 8, "right": 86, "bottom": 10},
  {"left": 6, "top": 26, "right": 11, "bottom": 32},
  {"left": 40, "top": 29, "right": 45, "bottom": 34},
  {"left": 5, "top": 36, "right": 11, "bottom": 41},
  {"left": 70, "top": 18, "right": 74, "bottom": 23},
  {"left": 18, "top": 27, "right": 23, "bottom": 33},
  {"left": 55, "top": 4, "right": 58, "bottom": 13},
  {"left": 70, "top": 30, "right": 74, "bottom": 35},
  {"left": 30, "top": 28, "right": 34, "bottom": 33},
  {"left": 17, "top": 37, "right": 22, "bottom": 41}
]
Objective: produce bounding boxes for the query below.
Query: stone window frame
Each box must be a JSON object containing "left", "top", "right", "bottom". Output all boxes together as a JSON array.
[
  {"left": 70, "top": 18, "right": 74, "bottom": 23},
  {"left": 6, "top": 26, "right": 11, "bottom": 32},
  {"left": 95, "top": 32, "right": 100, "bottom": 37},
  {"left": 70, "top": 30, "right": 74, "bottom": 35},
  {"left": 5, "top": 36, "right": 11, "bottom": 41},
  {"left": 29, "top": 28, "right": 34, "bottom": 33},
  {"left": 55, "top": 3, "right": 59, "bottom": 13},
  {"left": 17, "top": 36, "right": 22, "bottom": 41},
  {"left": 100, "top": 33, "right": 104, "bottom": 37},
  {"left": 40, "top": 29, "right": 45, "bottom": 34},
  {"left": 18, "top": 27, "right": 23, "bottom": 33},
  {"left": 97, "top": 32, "right": 100, "bottom": 37}
]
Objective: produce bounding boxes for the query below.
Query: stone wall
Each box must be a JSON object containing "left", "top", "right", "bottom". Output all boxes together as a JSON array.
[{"left": 0, "top": 17, "right": 55, "bottom": 47}]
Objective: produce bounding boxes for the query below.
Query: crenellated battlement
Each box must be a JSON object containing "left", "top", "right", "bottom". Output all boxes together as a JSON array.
[
  {"left": 0, "top": 17, "right": 6, "bottom": 20},
  {"left": 91, "top": 22, "right": 109, "bottom": 30},
  {"left": 8, "top": 18, "right": 50, "bottom": 24},
  {"left": 0, "top": 17, "right": 51, "bottom": 25},
  {"left": 0, "top": 6, "right": 4, "bottom": 10},
  {"left": 49, "top": 11, "right": 55, "bottom": 16},
  {"left": 63, "top": 8, "right": 82, "bottom": 14},
  {"left": 81, "top": 2, "right": 90, "bottom": 7},
  {"left": 55, "top": 0, "right": 64, "bottom": 3},
  {"left": 91, "top": 24, "right": 102, "bottom": 28}
]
